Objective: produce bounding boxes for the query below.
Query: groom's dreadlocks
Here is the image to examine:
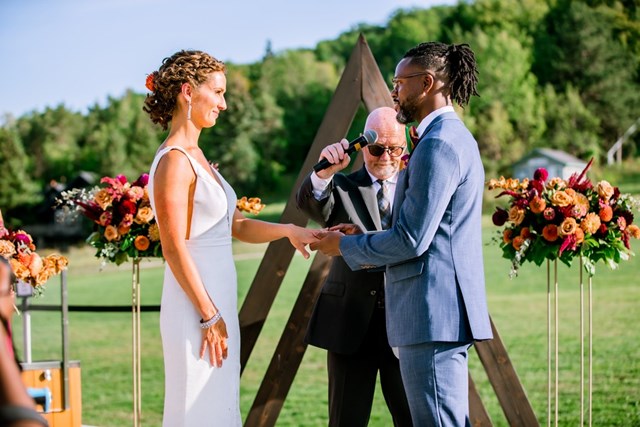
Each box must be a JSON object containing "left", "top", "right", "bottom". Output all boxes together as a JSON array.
[{"left": 403, "top": 42, "right": 479, "bottom": 107}]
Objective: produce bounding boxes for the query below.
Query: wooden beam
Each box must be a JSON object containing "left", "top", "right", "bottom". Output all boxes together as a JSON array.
[
  {"left": 474, "top": 317, "right": 539, "bottom": 426},
  {"left": 244, "top": 252, "right": 332, "bottom": 426},
  {"left": 469, "top": 373, "right": 493, "bottom": 426}
]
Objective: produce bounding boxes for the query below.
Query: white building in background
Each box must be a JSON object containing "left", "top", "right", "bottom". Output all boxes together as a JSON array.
[{"left": 512, "top": 148, "right": 588, "bottom": 180}]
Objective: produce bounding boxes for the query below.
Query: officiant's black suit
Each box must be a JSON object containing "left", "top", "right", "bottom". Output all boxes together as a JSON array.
[{"left": 296, "top": 166, "right": 412, "bottom": 427}]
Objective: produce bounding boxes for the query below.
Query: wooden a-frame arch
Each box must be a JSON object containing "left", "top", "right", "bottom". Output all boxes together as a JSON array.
[{"left": 239, "top": 35, "right": 539, "bottom": 427}]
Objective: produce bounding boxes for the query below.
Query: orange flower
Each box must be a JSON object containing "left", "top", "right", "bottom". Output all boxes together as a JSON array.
[
  {"left": 599, "top": 205, "right": 613, "bottom": 222},
  {"left": 628, "top": 224, "right": 640, "bottom": 239},
  {"left": 27, "top": 253, "right": 43, "bottom": 277},
  {"left": 596, "top": 180, "right": 614, "bottom": 202},
  {"left": 529, "top": 197, "right": 546, "bottom": 214},
  {"left": 134, "top": 206, "right": 154, "bottom": 224},
  {"left": 9, "top": 258, "right": 29, "bottom": 281},
  {"left": 104, "top": 225, "right": 118, "bottom": 242},
  {"left": 94, "top": 189, "right": 113, "bottom": 210},
  {"left": 559, "top": 217, "right": 578, "bottom": 236},
  {"left": 117, "top": 224, "right": 131, "bottom": 236},
  {"left": 145, "top": 73, "right": 155, "bottom": 91},
  {"left": 547, "top": 177, "right": 566, "bottom": 190},
  {"left": 503, "top": 229, "right": 514, "bottom": 244},
  {"left": 512, "top": 236, "right": 525, "bottom": 251},
  {"left": 542, "top": 224, "right": 559, "bottom": 242},
  {"left": 551, "top": 190, "right": 573, "bottom": 207},
  {"left": 580, "top": 213, "right": 601, "bottom": 235},
  {"left": 134, "top": 235, "right": 150, "bottom": 251},
  {"left": 0, "top": 240, "right": 16, "bottom": 258},
  {"left": 574, "top": 228, "right": 585, "bottom": 245},
  {"left": 148, "top": 223, "right": 160, "bottom": 242},
  {"left": 520, "top": 227, "right": 531, "bottom": 239},
  {"left": 508, "top": 206, "right": 525, "bottom": 225}
]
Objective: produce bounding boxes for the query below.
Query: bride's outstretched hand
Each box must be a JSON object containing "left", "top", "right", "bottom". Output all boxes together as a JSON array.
[
  {"left": 286, "top": 224, "right": 320, "bottom": 259},
  {"left": 200, "top": 317, "right": 228, "bottom": 368}
]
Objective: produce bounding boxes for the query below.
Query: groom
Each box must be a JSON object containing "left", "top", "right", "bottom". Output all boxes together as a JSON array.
[{"left": 311, "top": 42, "right": 493, "bottom": 426}]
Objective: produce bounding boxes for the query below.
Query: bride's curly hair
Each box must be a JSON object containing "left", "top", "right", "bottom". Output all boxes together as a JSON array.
[{"left": 143, "top": 50, "right": 226, "bottom": 130}]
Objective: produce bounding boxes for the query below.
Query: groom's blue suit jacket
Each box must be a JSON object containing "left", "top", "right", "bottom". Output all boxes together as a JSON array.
[{"left": 340, "top": 112, "right": 493, "bottom": 346}]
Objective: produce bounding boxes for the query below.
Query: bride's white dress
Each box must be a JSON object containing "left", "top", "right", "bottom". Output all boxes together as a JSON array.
[{"left": 148, "top": 146, "right": 241, "bottom": 427}]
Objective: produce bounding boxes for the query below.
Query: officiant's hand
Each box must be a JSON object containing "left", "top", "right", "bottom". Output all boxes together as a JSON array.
[
  {"left": 315, "top": 139, "right": 351, "bottom": 180},
  {"left": 309, "top": 230, "right": 343, "bottom": 256},
  {"left": 329, "top": 223, "right": 363, "bottom": 235},
  {"left": 201, "top": 317, "right": 228, "bottom": 368}
]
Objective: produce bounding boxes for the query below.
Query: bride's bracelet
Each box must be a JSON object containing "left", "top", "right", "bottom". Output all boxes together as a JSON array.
[{"left": 200, "top": 312, "right": 222, "bottom": 329}]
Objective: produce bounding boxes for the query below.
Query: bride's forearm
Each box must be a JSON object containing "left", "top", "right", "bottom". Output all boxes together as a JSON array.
[{"left": 232, "top": 217, "right": 292, "bottom": 244}]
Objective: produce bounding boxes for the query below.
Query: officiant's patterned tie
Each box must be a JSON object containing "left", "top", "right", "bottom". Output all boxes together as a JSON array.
[{"left": 377, "top": 179, "right": 391, "bottom": 230}]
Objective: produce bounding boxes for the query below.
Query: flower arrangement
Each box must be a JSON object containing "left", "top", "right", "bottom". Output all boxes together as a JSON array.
[
  {"left": 0, "top": 223, "right": 68, "bottom": 295},
  {"left": 487, "top": 159, "right": 640, "bottom": 277},
  {"left": 57, "top": 172, "right": 267, "bottom": 266},
  {"left": 56, "top": 173, "right": 161, "bottom": 266}
]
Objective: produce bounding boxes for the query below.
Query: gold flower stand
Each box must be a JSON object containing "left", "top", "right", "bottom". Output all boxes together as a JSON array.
[
  {"left": 547, "top": 258, "right": 592, "bottom": 427},
  {"left": 131, "top": 258, "right": 142, "bottom": 427}
]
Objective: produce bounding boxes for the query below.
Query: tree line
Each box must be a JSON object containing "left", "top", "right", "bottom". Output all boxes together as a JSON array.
[{"left": 1, "top": 0, "right": 639, "bottom": 223}]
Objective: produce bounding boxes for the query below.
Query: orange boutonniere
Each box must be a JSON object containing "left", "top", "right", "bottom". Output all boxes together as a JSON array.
[{"left": 145, "top": 73, "right": 156, "bottom": 92}]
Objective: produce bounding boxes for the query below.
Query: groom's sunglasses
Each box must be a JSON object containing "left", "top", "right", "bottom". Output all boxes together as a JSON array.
[{"left": 366, "top": 144, "right": 405, "bottom": 158}]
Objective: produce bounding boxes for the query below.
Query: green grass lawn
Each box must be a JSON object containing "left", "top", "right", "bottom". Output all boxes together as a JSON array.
[{"left": 11, "top": 219, "right": 640, "bottom": 426}]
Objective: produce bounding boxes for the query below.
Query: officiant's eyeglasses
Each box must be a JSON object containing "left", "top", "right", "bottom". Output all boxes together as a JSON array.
[{"left": 367, "top": 144, "right": 405, "bottom": 157}]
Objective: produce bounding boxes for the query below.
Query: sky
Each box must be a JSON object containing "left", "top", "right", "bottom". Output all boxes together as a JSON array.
[{"left": 0, "top": 0, "right": 455, "bottom": 119}]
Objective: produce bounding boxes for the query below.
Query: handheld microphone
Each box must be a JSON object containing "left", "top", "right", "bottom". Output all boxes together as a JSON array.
[{"left": 313, "top": 129, "right": 378, "bottom": 173}]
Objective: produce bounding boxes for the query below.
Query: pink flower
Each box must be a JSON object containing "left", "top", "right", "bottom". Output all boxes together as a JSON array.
[
  {"left": 543, "top": 207, "right": 556, "bottom": 221},
  {"left": 133, "top": 173, "right": 149, "bottom": 187},
  {"left": 534, "top": 168, "right": 548, "bottom": 182}
]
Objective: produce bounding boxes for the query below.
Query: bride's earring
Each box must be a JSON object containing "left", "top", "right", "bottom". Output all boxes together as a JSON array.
[{"left": 187, "top": 100, "right": 192, "bottom": 121}]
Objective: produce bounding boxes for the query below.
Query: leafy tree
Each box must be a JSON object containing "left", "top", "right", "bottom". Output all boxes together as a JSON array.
[
  {"left": 0, "top": 127, "right": 41, "bottom": 211},
  {"left": 533, "top": 1, "right": 640, "bottom": 148},
  {"left": 257, "top": 50, "right": 339, "bottom": 170},
  {"left": 459, "top": 27, "right": 545, "bottom": 146},
  {"left": 15, "top": 105, "right": 85, "bottom": 182},
  {"left": 538, "top": 84, "right": 602, "bottom": 159}
]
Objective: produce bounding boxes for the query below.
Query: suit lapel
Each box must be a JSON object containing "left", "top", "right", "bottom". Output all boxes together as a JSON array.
[{"left": 338, "top": 167, "right": 380, "bottom": 231}]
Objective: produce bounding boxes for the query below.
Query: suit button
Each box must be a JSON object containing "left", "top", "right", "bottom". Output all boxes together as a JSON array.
[{"left": 370, "top": 290, "right": 376, "bottom": 296}]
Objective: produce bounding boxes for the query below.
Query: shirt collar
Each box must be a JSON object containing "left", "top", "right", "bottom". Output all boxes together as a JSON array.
[
  {"left": 365, "top": 168, "right": 398, "bottom": 186},
  {"left": 415, "top": 105, "right": 455, "bottom": 138}
]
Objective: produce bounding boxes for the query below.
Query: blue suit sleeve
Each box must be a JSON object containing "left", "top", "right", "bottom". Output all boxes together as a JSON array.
[{"left": 339, "top": 137, "right": 461, "bottom": 270}]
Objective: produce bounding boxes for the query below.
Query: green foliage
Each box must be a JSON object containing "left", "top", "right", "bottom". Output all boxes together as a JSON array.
[
  {"left": 0, "top": 126, "right": 41, "bottom": 211},
  {"left": 533, "top": 1, "right": 640, "bottom": 146},
  {"left": 538, "top": 85, "right": 602, "bottom": 159}
]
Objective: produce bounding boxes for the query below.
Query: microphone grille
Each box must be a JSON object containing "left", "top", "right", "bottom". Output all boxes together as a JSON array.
[{"left": 363, "top": 129, "right": 378, "bottom": 144}]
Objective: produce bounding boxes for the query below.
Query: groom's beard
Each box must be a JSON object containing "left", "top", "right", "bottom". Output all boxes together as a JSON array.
[{"left": 395, "top": 95, "right": 421, "bottom": 125}]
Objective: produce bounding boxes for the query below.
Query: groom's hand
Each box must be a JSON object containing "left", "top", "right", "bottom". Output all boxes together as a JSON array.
[
  {"left": 329, "top": 223, "right": 363, "bottom": 235},
  {"left": 310, "top": 230, "right": 344, "bottom": 256}
]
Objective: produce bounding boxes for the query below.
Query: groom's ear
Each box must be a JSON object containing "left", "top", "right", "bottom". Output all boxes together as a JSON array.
[{"left": 423, "top": 74, "right": 434, "bottom": 93}]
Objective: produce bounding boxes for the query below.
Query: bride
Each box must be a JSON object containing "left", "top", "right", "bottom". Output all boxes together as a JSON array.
[{"left": 144, "top": 50, "right": 317, "bottom": 426}]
